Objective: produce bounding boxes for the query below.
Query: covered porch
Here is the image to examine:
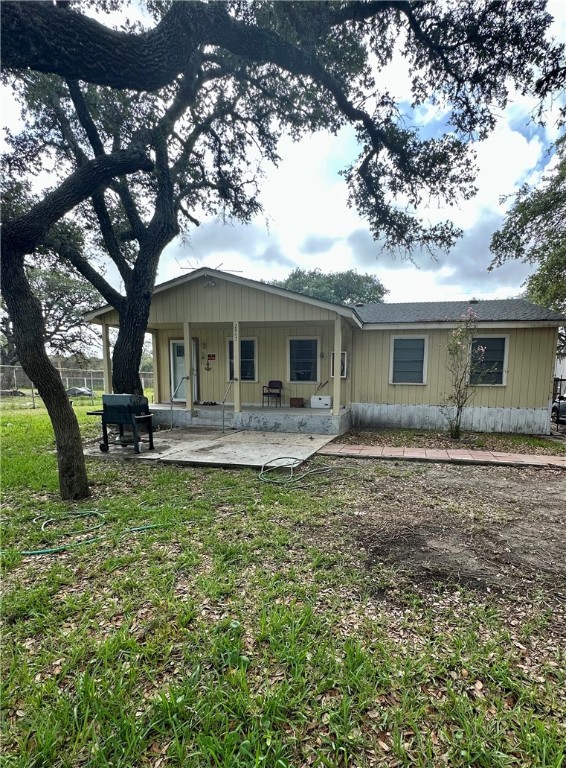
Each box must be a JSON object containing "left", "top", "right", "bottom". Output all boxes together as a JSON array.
[
  {"left": 91, "top": 268, "right": 359, "bottom": 436},
  {"left": 151, "top": 401, "right": 352, "bottom": 436}
]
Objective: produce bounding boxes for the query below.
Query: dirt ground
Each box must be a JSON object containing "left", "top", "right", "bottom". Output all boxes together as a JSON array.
[
  {"left": 335, "top": 425, "right": 566, "bottom": 454},
  {"left": 346, "top": 462, "right": 566, "bottom": 606}
]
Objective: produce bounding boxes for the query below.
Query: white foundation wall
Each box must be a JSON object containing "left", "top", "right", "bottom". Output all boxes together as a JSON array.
[{"left": 351, "top": 403, "right": 551, "bottom": 435}]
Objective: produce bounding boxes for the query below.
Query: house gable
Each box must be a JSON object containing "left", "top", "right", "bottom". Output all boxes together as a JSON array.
[
  {"left": 85, "top": 267, "right": 354, "bottom": 327},
  {"left": 148, "top": 273, "right": 341, "bottom": 325}
]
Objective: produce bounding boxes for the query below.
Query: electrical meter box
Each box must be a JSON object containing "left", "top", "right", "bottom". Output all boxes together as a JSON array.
[{"left": 310, "top": 395, "right": 332, "bottom": 408}]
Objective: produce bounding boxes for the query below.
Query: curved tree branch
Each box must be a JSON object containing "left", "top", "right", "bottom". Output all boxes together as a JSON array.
[
  {"left": 50, "top": 240, "right": 126, "bottom": 313},
  {"left": 1, "top": 1, "right": 197, "bottom": 91},
  {"left": 1, "top": 1, "right": 393, "bottom": 91},
  {"left": 2, "top": 149, "right": 154, "bottom": 256}
]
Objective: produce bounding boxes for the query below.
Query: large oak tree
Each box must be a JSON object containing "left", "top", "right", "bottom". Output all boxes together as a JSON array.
[
  {"left": 2, "top": 0, "right": 564, "bottom": 498},
  {"left": 1, "top": 150, "right": 152, "bottom": 498}
]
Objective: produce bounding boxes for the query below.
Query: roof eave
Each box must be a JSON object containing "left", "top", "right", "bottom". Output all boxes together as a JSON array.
[{"left": 361, "top": 320, "right": 564, "bottom": 330}]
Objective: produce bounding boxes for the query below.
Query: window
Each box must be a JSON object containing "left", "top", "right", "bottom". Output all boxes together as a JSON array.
[
  {"left": 390, "top": 336, "right": 427, "bottom": 384},
  {"left": 228, "top": 338, "right": 257, "bottom": 381},
  {"left": 288, "top": 338, "right": 319, "bottom": 382},
  {"left": 470, "top": 337, "right": 506, "bottom": 385}
]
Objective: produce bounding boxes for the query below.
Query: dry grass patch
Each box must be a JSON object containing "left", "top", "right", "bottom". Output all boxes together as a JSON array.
[{"left": 335, "top": 427, "right": 566, "bottom": 456}]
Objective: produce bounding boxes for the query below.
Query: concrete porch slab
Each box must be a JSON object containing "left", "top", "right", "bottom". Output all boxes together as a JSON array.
[{"left": 85, "top": 427, "right": 334, "bottom": 468}]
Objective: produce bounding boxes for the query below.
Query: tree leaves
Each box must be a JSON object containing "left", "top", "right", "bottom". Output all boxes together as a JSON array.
[
  {"left": 490, "top": 135, "right": 566, "bottom": 354},
  {"left": 271, "top": 268, "right": 388, "bottom": 305}
]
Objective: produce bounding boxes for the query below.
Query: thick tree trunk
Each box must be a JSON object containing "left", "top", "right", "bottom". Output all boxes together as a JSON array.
[
  {"left": 0, "top": 367, "right": 18, "bottom": 391},
  {"left": 112, "top": 247, "right": 160, "bottom": 395},
  {"left": 0, "top": 148, "right": 153, "bottom": 499},
  {"left": 112, "top": 307, "right": 146, "bottom": 395},
  {"left": 111, "top": 198, "right": 177, "bottom": 391},
  {"left": 1, "top": 245, "right": 89, "bottom": 500}
]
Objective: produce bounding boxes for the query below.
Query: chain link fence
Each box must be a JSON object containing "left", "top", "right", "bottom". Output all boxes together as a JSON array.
[{"left": 0, "top": 366, "right": 154, "bottom": 409}]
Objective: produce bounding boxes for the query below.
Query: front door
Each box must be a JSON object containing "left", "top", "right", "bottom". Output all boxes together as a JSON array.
[
  {"left": 170, "top": 341, "right": 186, "bottom": 401},
  {"left": 170, "top": 340, "right": 199, "bottom": 402}
]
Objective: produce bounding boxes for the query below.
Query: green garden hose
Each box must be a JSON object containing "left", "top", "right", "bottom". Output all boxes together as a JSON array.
[
  {"left": 259, "top": 457, "right": 332, "bottom": 485},
  {"left": 37, "top": 510, "right": 105, "bottom": 534},
  {"left": 4, "top": 510, "right": 174, "bottom": 557}
]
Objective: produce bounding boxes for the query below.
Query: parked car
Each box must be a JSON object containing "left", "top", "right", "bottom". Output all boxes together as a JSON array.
[
  {"left": 551, "top": 396, "right": 566, "bottom": 424},
  {"left": 66, "top": 387, "right": 93, "bottom": 397}
]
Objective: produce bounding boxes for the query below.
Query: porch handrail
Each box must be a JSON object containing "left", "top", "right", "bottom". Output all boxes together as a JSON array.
[{"left": 222, "top": 378, "right": 236, "bottom": 433}]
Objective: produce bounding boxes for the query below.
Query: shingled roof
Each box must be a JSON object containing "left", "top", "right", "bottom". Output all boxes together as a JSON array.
[{"left": 354, "top": 299, "right": 566, "bottom": 325}]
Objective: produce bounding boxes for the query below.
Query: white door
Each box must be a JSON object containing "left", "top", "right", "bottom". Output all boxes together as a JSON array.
[
  {"left": 170, "top": 341, "right": 186, "bottom": 401},
  {"left": 170, "top": 340, "right": 199, "bottom": 402}
]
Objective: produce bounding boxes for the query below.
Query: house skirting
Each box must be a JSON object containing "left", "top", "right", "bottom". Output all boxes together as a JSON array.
[
  {"left": 151, "top": 406, "right": 352, "bottom": 436},
  {"left": 351, "top": 403, "right": 551, "bottom": 435}
]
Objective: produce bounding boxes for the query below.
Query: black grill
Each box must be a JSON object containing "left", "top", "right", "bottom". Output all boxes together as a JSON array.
[{"left": 88, "top": 394, "right": 154, "bottom": 454}]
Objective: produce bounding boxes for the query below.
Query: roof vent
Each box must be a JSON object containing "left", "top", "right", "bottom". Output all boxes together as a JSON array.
[{"left": 355, "top": 302, "right": 364, "bottom": 307}]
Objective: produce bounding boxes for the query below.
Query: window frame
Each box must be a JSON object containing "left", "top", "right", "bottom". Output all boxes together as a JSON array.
[
  {"left": 287, "top": 336, "right": 321, "bottom": 384},
  {"left": 227, "top": 336, "right": 258, "bottom": 383},
  {"left": 470, "top": 334, "right": 509, "bottom": 386},
  {"left": 389, "top": 335, "right": 428, "bottom": 385}
]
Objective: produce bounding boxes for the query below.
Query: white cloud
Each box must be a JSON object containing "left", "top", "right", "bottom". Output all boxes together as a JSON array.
[{"left": 158, "top": 105, "right": 548, "bottom": 300}]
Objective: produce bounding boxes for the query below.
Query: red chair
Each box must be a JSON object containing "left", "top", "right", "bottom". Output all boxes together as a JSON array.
[{"left": 262, "top": 380, "right": 282, "bottom": 407}]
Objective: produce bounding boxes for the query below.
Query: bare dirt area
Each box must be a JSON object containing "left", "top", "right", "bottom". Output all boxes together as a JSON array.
[
  {"left": 346, "top": 461, "right": 566, "bottom": 609},
  {"left": 336, "top": 425, "right": 566, "bottom": 454}
]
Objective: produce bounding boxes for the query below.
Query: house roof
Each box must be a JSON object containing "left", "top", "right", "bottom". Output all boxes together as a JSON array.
[
  {"left": 85, "top": 267, "right": 565, "bottom": 328},
  {"left": 354, "top": 299, "right": 566, "bottom": 325}
]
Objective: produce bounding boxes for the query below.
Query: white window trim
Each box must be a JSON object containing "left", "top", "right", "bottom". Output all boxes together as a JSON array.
[
  {"left": 389, "top": 335, "right": 428, "bottom": 385},
  {"left": 287, "top": 336, "right": 321, "bottom": 384},
  {"left": 470, "top": 334, "right": 509, "bottom": 387},
  {"left": 226, "top": 336, "right": 258, "bottom": 383},
  {"left": 330, "top": 351, "right": 348, "bottom": 379}
]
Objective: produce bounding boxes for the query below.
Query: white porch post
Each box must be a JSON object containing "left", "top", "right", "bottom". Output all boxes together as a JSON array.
[
  {"left": 233, "top": 320, "right": 241, "bottom": 413},
  {"left": 151, "top": 331, "right": 160, "bottom": 403},
  {"left": 332, "top": 316, "right": 342, "bottom": 416},
  {"left": 183, "top": 322, "right": 192, "bottom": 410},
  {"left": 101, "top": 322, "right": 112, "bottom": 394}
]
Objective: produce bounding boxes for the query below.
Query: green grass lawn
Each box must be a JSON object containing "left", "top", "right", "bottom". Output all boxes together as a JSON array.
[{"left": 1, "top": 411, "right": 565, "bottom": 767}]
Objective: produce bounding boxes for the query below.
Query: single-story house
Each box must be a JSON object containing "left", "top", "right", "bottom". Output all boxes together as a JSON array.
[{"left": 86, "top": 267, "right": 565, "bottom": 435}]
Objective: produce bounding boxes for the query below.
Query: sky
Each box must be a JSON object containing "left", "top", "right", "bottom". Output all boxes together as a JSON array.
[
  {"left": 160, "top": 118, "right": 554, "bottom": 302},
  {"left": 155, "top": 0, "right": 565, "bottom": 303},
  {"left": 3, "top": 1, "right": 565, "bottom": 305}
]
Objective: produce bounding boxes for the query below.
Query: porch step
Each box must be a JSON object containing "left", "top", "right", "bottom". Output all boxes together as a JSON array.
[{"left": 193, "top": 408, "right": 234, "bottom": 426}]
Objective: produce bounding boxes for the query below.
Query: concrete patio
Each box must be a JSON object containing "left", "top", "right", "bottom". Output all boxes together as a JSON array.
[
  {"left": 84, "top": 424, "right": 565, "bottom": 470},
  {"left": 84, "top": 426, "right": 335, "bottom": 468}
]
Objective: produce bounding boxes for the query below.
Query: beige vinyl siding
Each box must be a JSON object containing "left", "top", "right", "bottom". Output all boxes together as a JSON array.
[
  {"left": 90, "top": 278, "right": 557, "bottom": 415},
  {"left": 89, "top": 280, "right": 338, "bottom": 329},
  {"left": 156, "top": 323, "right": 352, "bottom": 405},
  {"left": 148, "top": 280, "right": 337, "bottom": 325},
  {"left": 96, "top": 308, "right": 120, "bottom": 325},
  {"left": 351, "top": 326, "right": 556, "bottom": 409}
]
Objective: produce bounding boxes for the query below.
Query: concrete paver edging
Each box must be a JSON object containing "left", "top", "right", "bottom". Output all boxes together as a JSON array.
[{"left": 317, "top": 443, "right": 566, "bottom": 469}]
